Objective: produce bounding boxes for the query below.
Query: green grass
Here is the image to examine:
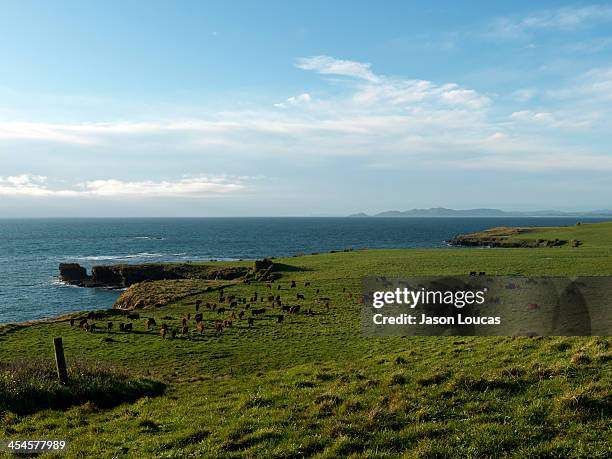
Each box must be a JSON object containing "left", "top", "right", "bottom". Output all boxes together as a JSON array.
[
  {"left": 0, "top": 222, "right": 610, "bottom": 457},
  {"left": 454, "top": 221, "right": 612, "bottom": 248},
  {"left": 0, "top": 359, "right": 165, "bottom": 416}
]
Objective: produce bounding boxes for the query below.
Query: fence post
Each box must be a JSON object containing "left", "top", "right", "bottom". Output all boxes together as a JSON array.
[{"left": 53, "top": 337, "right": 69, "bottom": 385}]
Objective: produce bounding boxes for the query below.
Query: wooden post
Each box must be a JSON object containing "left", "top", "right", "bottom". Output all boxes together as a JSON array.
[{"left": 53, "top": 337, "right": 69, "bottom": 385}]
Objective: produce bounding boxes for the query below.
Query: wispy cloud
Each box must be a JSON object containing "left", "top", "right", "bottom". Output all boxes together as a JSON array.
[
  {"left": 296, "top": 56, "right": 379, "bottom": 82},
  {"left": 0, "top": 174, "right": 246, "bottom": 198},
  {"left": 490, "top": 5, "right": 612, "bottom": 39},
  {"left": 0, "top": 56, "right": 610, "bottom": 175}
]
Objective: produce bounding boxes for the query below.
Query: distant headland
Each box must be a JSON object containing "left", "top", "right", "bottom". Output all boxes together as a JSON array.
[{"left": 348, "top": 208, "right": 612, "bottom": 218}]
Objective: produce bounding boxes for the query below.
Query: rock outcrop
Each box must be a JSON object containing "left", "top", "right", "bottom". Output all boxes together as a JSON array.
[
  {"left": 59, "top": 263, "right": 90, "bottom": 285},
  {"left": 59, "top": 262, "right": 250, "bottom": 288}
]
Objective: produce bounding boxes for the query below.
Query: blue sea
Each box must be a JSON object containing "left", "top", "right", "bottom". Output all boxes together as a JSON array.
[{"left": 1, "top": 217, "right": 610, "bottom": 324}]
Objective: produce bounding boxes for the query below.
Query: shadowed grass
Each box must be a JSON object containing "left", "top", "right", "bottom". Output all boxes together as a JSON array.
[{"left": 0, "top": 359, "right": 165, "bottom": 415}]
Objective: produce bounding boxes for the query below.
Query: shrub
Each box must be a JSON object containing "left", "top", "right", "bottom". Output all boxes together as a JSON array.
[{"left": 0, "top": 359, "right": 165, "bottom": 415}]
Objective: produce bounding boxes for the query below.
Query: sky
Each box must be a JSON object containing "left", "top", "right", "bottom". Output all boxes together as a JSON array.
[{"left": 1, "top": 0, "right": 611, "bottom": 217}]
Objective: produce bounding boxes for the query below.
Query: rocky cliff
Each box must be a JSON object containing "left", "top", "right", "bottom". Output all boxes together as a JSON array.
[{"left": 59, "top": 262, "right": 251, "bottom": 288}]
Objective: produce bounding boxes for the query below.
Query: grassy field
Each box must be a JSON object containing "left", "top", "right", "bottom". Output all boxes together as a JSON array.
[{"left": 0, "top": 222, "right": 611, "bottom": 457}]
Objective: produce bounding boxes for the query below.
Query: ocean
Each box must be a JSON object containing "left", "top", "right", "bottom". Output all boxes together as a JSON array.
[{"left": 1, "top": 217, "right": 609, "bottom": 324}]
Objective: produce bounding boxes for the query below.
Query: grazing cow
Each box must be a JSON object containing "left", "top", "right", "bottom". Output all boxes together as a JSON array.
[
  {"left": 230, "top": 301, "right": 238, "bottom": 308},
  {"left": 238, "top": 311, "right": 245, "bottom": 319},
  {"left": 267, "top": 295, "right": 275, "bottom": 302},
  {"left": 326, "top": 302, "right": 330, "bottom": 310},
  {"left": 219, "top": 296, "right": 226, "bottom": 303},
  {"left": 124, "top": 323, "right": 133, "bottom": 332},
  {"left": 89, "top": 323, "right": 97, "bottom": 332},
  {"left": 217, "top": 307, "right": 226, "bottom": 315},
  {"left": 277, "top": 284, "right": 281, "bottom": 290},
  {"left": 282, "top": 305, "right": 291, "bottom": 312},
  {"left": 277, "top": 315, "right": 284, "bottom": 323},
  {"left": 70, "top": 318, "right": 75, "bottom": 327},
  {"left": 171, "top": 329, "right": 177, "bottom": 339},
  {"left": 196, "top": 322, "right": 205, "bottom": 334},
  {"left": 194, "top": 313, "right": 203, "bottom": 323},
  {"left": 470, "top": 271, "right": 477, "bottom": 276},
  {"left": 291, "top": 281, "right": 296, "bottom": 288},
  {"left": 297, "top": 293, "right": 305, "bottom": 300},
  {"left": 251, "top": 308, "right": 266, "bottom": 315},
  {"left": 214, "top": 321, "right": 223, "bottom": 332},
  {"left": 181, "top": 325, "right": 189, "bottom": 336},
  {"left": 248, "top": 318, "right": 254, "bottom": 327},
  {"left": 107, "top": 322, "right": 113, "bottom": 331},
  {"left": 127, "top": 313, "right": 140, "bottom": 320},
  {"left": 182, "top": 317, "right": 188, "bottom": 327},
  {"left": 195, "top": 299, "right": 202, "bottom": 311},
  {"left": 146, "top": 318, "right": 157, "bottom": 329},
  {"left": 82, "top": 322, "right": 91, "bottom": 332},
  {"left": 245, "top": 303, "right": 250, "bottom": 309},
  {"left": 230, "top": 311, "right": 237, "bottom": 320},
  {"left": 266, "top": 284, "right": 271, "bottom": 290},
  {"left": 223, "top": 319, "right": 233, "bottom": 328},
  {"left": 160, "top": 324, "right": 168, "bottom": 339},
  {"left": 479, "top": 272, "right": 486, "bottom": 276},
  {"left": 289, "top": 305, "right": 301, "bottom": 314},
  {"left": 305, "top": 282, "right": 310, "bottom": 287},
  {"left": 119, "top": 323, "right": 125, "bottom": 332},
  {"left": 79, "top": 318, "right": 88, "bottom": 328},
  {"left": 206, "top": 302, "right": 212, "bottom": 310},
  {"left": 316, "top": 289, "right": 320, "bottom": 294}
]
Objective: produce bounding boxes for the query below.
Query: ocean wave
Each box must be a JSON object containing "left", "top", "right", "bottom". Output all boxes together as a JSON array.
[
  {"left": 69, "top": 252, "right": 166, "bottom": 261},
  {"left": 133, "top": 236, "right": 165, "bottom": 240}
]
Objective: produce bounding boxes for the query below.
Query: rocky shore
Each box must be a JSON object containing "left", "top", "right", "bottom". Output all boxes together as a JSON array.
[{"left": 59, "top": 258, "right": 275, "bottom": 289}]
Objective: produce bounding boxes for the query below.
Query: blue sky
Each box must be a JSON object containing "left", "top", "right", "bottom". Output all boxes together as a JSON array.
[{"left": 1, "top": 1, "right": 611, "bottom": 216}]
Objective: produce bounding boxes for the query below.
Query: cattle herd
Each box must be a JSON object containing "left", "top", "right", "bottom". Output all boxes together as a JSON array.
[{"left": 69, "top": 278, "right": 337, "bottom": 340}]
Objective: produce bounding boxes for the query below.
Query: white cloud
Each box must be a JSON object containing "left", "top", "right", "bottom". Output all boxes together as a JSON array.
[
  {"left": 491, "top": 5, "right": 612, "bottom": 39},
  {"left": 274, "top": 93, "right": 311, "bottom": 108},
  {"left": 0, "top": 56, "right": 609, "bottom": 174},
  {"left": 296, "top": 56, "right": 379, "bottom": 82},
  {"left": 0, "top": 174, "right": 246, "bottom": 198}
]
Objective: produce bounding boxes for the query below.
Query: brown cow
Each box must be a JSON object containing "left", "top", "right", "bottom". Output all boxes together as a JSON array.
[
  {"left": 160, "top": 324, "right": 168, "bottom": 339},
  {"left": 146, "top": 318, "right": 157, "bottom": 330},
  {"left": 181, "top": 325, "right": 189, "bottom": 336},
  {"left": 182, "top": 317, "right": 188, "bottom": 327},
  {"left": 196, "top": 322, "right": 205, "bottom": 334}
]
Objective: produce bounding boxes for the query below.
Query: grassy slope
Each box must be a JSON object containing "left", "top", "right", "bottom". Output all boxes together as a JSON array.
[
  {"left": 0, "top": 223, "right": 611, "bottom": 458},
  {"left": 454, "top": 221, "right": 612, "bottom": 248}
]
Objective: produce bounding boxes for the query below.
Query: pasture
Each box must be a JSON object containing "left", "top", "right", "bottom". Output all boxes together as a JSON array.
[{"left": 0, "top": 222, "right": 611, "bottom": 457}]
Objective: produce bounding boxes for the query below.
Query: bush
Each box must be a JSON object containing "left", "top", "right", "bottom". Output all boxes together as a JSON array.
[{"left": 0, "top": 359, "right": 165, "bottom": 415}]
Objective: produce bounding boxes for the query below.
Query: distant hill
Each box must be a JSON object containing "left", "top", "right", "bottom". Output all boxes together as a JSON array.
[{"left": 348, "top": 207, "right": 612, "bottom": 218}]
